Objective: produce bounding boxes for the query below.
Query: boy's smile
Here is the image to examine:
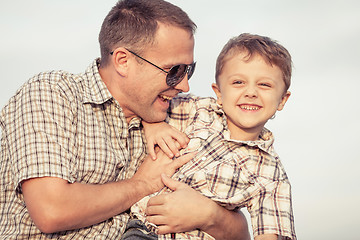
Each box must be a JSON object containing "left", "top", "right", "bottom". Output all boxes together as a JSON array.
[
  {"left": 239, "top": 104, "right": 262, "bottom": 111},
  {"left": 212, "top": 52, "right": 290, "bottom": 141}
]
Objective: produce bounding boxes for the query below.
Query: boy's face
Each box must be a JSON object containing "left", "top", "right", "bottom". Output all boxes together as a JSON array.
[{"left": 212, "top": 52, "right": 290, "bottom": 140}]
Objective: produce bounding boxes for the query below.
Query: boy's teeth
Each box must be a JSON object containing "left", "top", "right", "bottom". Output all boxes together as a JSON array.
[{"left": 240, "top": 105, "right": 260, "bottom": 110}]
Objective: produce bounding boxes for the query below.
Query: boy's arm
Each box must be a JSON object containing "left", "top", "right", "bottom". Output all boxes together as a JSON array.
[
  {"left": 254, "top": 234, "right": 280, "bottom": 240},
  {"left": 248, "top": 178, "right": 296, "bottom": 240},
  {"left": 146, "top": 174, "right": 251, "bottom": 240},
  {"left": 143, "top": 94, "right": 199, "bottom": 159},
  {"left": 142, "top": 121, "right": 189, "bottom": 159}
]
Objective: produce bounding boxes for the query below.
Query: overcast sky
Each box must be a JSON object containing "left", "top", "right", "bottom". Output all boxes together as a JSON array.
[{"left": 1, "top": 1, "right": 360, "bottom": 239}]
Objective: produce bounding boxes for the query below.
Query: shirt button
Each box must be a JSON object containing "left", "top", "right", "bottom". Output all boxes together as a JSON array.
[
  {"left": 233, "top": 173, "right": 239, "bottom": 178},
  {"left": 201, "top": 157, "right": 206, "bottom": 161}
]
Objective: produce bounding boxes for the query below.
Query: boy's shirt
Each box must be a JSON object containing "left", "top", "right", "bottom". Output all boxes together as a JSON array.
[{"left": 132, "top": 94, "right": 296, "bottom": 240}]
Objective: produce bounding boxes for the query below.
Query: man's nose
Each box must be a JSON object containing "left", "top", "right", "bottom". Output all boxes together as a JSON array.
[{"left": 174, "top": 75, "right": 190, "bottom": 93}]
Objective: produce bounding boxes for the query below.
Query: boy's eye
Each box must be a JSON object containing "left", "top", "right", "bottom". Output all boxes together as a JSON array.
[
  {"left": 233, "top": 80, "right": 244, "bottom": 85},
  {"left": 259, "top": 83, "right": 272, "bottom": 87}
]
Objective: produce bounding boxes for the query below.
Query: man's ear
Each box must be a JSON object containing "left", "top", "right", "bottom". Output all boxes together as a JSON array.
[
  {"left": 111, "top": 48, "right": 130, "bottom": 77},
  {"left": 277, "top": 91, "right": 291, "bottom": 111},
  {"left": 211, "top": 83, "right": 222, "bottom": 106}
]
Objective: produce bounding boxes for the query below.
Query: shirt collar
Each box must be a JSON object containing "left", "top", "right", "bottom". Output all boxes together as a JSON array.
[
  {"left": 215, "top": 102, "right": 275, "bottom": 155},
  {"left": 82, "top": 58, "right": 113, "bottom": 104},
  {"left": 80, "top": 59, "right": 143, "bottom": 129},
  {"left": 244, "top": 128, "right": 275, "bottom": 154}
]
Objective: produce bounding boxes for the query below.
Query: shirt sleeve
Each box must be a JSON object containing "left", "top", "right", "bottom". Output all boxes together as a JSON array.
[
  {"left": 2, "top": 73, "right": 78, "bottom": 191},
  {"left": 191, "top": 151, "right": 296, "bottom": 239},
  {"left": 248, "top": 177, "right": 296, "bottom": 240},
  {"left": 166, "top": 93, "right": 198, "bottom": 132}
]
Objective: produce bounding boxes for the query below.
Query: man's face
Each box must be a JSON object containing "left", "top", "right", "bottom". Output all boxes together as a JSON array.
[{"left": 122, "top": 23, "right": 195, "bottom": 123}]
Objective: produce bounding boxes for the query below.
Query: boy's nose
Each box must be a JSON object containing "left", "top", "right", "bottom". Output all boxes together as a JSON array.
[{"left": 245, "top": 86, "right": 258, "bottom": 98}]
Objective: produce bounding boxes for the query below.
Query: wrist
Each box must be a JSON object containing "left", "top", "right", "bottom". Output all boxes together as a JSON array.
[
  {"left": 199, "top": 198, "right": 220, "bottom": 233},
  {"left": 119, "top": 177, "right": 154, "bottom": 207},
  {"left": 129, "top": 178, "right": 154, "bottom": 199}
]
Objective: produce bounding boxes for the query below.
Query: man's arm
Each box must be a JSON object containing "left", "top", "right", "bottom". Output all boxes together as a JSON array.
[
  {"left": 22, "top": 151, "right": 195, "bottom": 234},
  {"left": 22, "top": 177, "right": 145, "bottom": 233},
  {"left": 146, "top": 174, "right": 251, "bottom": 240}
]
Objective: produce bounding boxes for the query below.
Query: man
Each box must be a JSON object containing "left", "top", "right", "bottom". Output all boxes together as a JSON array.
[{"left": 0, "top": 0, "right": 250, "bottom": 239}]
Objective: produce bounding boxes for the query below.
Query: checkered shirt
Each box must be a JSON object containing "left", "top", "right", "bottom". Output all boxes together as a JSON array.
[
  {"left": 0, "top": 59, "right": 147, "bottom": 239},
  {"left": 131, "top": 94, "right": 296, "bottom": 240}
]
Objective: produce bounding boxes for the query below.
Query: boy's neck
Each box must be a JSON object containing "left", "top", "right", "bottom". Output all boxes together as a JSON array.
[{"left": 228, "top": 124, "right": 263, "bottom": 141}]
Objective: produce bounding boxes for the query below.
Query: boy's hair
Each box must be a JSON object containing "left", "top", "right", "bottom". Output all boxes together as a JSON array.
[
  {"left": 215, "top": 33, "right": 292, "bottom": 91},
  {"left": 99, "top": 0, "right": 197, "bottom": 66}
]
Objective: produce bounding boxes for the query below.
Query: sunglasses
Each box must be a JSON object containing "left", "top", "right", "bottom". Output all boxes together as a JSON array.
[{"left": 111, "top": 49, "right": 196, "bottom": 87}]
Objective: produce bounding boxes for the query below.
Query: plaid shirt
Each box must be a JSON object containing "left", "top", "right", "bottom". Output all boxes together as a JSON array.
[
  {"left": 0, "top": 59, "right": 146, "bottom": 239},
  {"left": 131, "top": 94, "right": 296, "bottom": 240}
]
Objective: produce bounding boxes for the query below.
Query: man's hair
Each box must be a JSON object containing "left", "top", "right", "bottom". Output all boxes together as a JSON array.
[
  {"left": 215, "top": 33, "right": 292, "bottom": 91},
  {"left": 99, "top": 0, "right": 197, "bottom": 66}
]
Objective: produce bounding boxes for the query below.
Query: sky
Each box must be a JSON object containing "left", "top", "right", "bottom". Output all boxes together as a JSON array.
[{"left": 1, "top": 0, "right": 360, "bottom": 239}]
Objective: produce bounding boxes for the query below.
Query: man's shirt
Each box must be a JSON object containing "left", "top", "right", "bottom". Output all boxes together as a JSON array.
[{"left": 0, "top": 59, "right": 146, "bottom": 239}]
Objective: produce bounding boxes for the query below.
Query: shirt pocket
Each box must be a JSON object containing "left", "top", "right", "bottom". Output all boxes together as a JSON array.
[{"left": 202, "top": 158, "right": 257, "bottom": 201}]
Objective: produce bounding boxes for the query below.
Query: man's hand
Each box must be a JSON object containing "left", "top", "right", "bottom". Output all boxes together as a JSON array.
[
  {"left": 145, "top": 174, "right": 213, "bottom": 234},
  {"left": 145, "top": 174, "right": 250, "bottom": 240},
  {"left": 132, "top": 149, "right": 195, "bottom": 195}
]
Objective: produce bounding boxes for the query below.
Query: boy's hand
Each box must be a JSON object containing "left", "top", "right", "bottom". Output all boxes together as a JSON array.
[{"left": 143, "top": 121, "right": 189, "bottom": 160}]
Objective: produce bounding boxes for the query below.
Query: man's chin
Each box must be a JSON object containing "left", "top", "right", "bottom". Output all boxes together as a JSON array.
[{"left": 142, "top": 112, "right": 167, "bottom": 123}]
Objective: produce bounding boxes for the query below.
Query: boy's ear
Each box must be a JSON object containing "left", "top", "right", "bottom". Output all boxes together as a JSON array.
[
  {"left": 211, "top": 83, "right": 222, "bottom": 106},
  {"left": 277, "top": 91, "right": 291, "bottom": 111},
  {"left": 111, "top": 48, "right": 130, "bottom": 77}
]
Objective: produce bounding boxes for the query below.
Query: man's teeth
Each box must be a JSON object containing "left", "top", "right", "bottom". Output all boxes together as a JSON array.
[
  {"left": 160, "top": 95, "right": 172, "bottom": 101},
  {"left": 240, "top": 105, "right": 260, "bottom": 110}
]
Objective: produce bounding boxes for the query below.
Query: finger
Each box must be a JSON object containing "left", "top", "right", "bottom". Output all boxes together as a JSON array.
[
  {"left": 147, "top": 193, "right": 167, "bottom": 207},
  {"left": 162, "top": 136, "right": 180, "bottom": 157},
  {"left": 157, "top": 139, "right": 174, "bottom": 158},
  {"left": 145, "top": 204, "right": 166, "bottom": 216},
  {"left": 146, "top": 139, "right": 157, "bottom": 160},
  {"left": 170, "top": 151, "right": 197, "bottom": 170},
  {"left": 146, "top": 215, "right": 169, "bottom": 227},
  {"left": 156, "top": 225, "right": 175, "bottom": 235},
  {"left": 149, "top": 146, "right": 157, "bottom": 160},
  {"left": 161, "top": 173, "right": 181, "bottom": 191},
  {"left": 172, "top": 131, "right": 190, "bottom": 148},
  {"left": 174, "top": 141, "right": 181, "bottom": 150}
]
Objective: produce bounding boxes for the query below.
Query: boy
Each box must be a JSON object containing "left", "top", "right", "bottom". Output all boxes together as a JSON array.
[{"left": 124, "top": 33, "right": 296, "bottom": 240}]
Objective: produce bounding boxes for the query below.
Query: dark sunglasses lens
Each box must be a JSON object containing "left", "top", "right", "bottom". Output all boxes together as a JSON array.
[
  {"left": 166, "top": 64, "right": 186, "bottom": 86},
  {"left": 187, "top": 62, "right": 196, "bottom": 80},
  {"left": 166, "top": 63, "right": 196, "bottom": 87}
]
